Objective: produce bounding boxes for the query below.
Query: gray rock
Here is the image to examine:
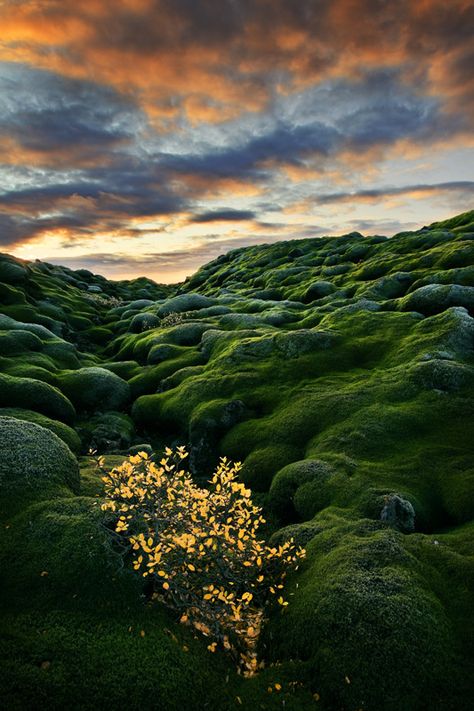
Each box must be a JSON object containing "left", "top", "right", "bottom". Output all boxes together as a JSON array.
[{"left": 381, "top": 494, "right": 415, "bottom": 533}]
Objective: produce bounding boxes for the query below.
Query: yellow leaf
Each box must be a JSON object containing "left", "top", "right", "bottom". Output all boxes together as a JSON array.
[
  {"left": 140, "top": 630, "right": 145, "bottom": 637},
  {"left": 163, "top": 582, "right": 170, "bottom": 590},
  {"left": 274, "top": 683, "right": 281, "bottom": 692}
]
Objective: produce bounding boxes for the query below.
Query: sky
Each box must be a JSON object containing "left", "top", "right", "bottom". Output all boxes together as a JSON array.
[{"left": 0, "top": 0, "right": 473, "bottom": 283}]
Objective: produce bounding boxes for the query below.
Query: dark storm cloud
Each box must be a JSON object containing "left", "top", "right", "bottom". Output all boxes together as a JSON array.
[
  {"left": 161, "top": 121, "right": 339, "bottom": 179},
  {"left": 190, "top": 209, "right": 257, "bottom": 223},
  {"left": 313, "top": 181, "right": 474, "bottom": 205},
  {"left": 0, "top": 62, "right": 141, "bottom": 152},
  {"left": 161, "top": 71, "right": 442, "bottom": 184},
  {"left": 0, "top": 210, "right": 89, "bottom": 247}
]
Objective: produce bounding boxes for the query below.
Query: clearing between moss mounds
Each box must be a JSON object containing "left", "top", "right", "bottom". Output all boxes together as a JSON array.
[{"left": 1, "top": 210, "right": 474, "bottom": 710}]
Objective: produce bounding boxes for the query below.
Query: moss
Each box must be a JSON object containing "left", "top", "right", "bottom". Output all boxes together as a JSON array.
[
  {"left": 439, "top": 468, "right": 474, "bottom": 523},
  {"left": 58, "top": 367, "right": 130, "bottom": 412},
  {"left": 100, "top": 360, "right": 140, "bottom": 380},
  {"left": 77, "top": 411, "right": 135, "bottom": 453},
  {"left": 0, "top": 608, "right": 315, "bottom": 711},
  {"left": 0, "top": 408, "right": 81, "bottom": 453},
  {"left": 188, "top": 398, "right": 248, "bottom": 474},
  {"left": 147, "top": 343, "right": 184, "bottom": 365},
  {"left": 157, "top": 293, "right": 216, "bottom": 315},
  {"left": 129, "top": 312, "right": 161, "bottom": 333},
  {"left": 0, "top": 329, "right": 43, "bottom": 356},
  {"left": 0, "top": 256, "right": 28, "bottom": 283},
  {"left": 0, "top": 281, "right": 27, "bottom": 305},
  {"left": 400, "top": 283, "right": 474, "bottom": 316},
  {"left": 270, "top": 519, "right": 324, "bottom": 547},
  {"left": 0, "top": 497, "right": 138, "bottom": 610},
  {"left": 1, "top": 360, "right": 59, "bottom": 385},
  {"left": 129, "top": 350, "right": 205, "bottom": 400},
  {"left": 0, "top": 213, "right": 474, "bottom": 707},
  {"left": 240, "top": 444, "right": 302, "bottom": 492},
  {"left": 82, "top": 326, "right": 113, "bottom": 345},
  {"left": 263, "top": 521, "right": 460, "bottom": 711},
  {"left": 302, "top": 280, "right": 336, "bottom": 303},
  {"left": 152, "top": 322, "right": 211, "bottom": 347},
  {"left": 43, "top": 341, "right": 81, "bottom": 369},
  {"left": 0, "top": 313, "right": 57, "bottom": 340},
  {"left": 0, "top": 373, "right": 76, "bottom": 424},
  {"left": 269, "top": 459, "right": 334, "bottom": 522},
  {"left": 0, "top": 417, "right": 79, "bottom": 507}
]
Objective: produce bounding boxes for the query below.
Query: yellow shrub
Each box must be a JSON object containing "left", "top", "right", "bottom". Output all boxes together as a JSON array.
[{"left": 100, "top": 448, "right": 305, "bottom": 672}]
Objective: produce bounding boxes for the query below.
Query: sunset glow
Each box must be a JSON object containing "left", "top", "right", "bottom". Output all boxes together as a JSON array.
[{"left": 0, "top": 0, "right": 473, "bottom": 282}]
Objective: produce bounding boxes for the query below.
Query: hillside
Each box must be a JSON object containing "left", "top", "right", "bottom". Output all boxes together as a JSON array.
[{"left": 1, "top": 210, "right": 474, "bottom": 710}]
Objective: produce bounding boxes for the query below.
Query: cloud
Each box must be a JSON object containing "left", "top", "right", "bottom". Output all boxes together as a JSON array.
[
  {"left": 0, "top": 62, "right": 142, "bottom": 155},
  {"left": 313, "top": 181, "right": 474, "bottom": 205},
  {"left": 190, "top": 209, "right": 257, "bottom": 223},
  {"left": 0, "top": 1, "right": 472, "bottom": 276}
]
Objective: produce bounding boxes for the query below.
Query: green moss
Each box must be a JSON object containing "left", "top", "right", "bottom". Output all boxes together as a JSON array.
[
  {"left": 240, "top": 444, "right": 302, "bottom": 492},
  {"left": 269, "top": 459, "right": 333, "bottom": 522},
  {"left": 0, "top": 329, "right": 43, "bottom": 356},
  {"left": 0, "top": 417, "right": 79, "bottom": 511},
  {"left": 157, "top": 293, "right": 216, "bottom": 315},
  {"left": 0, "top": 373, "right": 76, "bottom": 423},
  {"left": 77, "top": 411, "right": 135, "bottom": 453},
  {"left": 129, "top": 312, "right": 161, "bottom": 333},
  {"left": 58, "top": 367, "right": 130, "bottom": 412},
  {"left": 0, "top": 256, "right": 28, "bottom": 283},
  {"left": 1, "top": 213, "right": 474, "bottom": 707},
  {"left": 43, "top": 341, "right": 81, "bottom": 369},
  {"left": 263, "top": 520, "right": 461, "bottom": 711},
  {"left": 100, "top": 360, "right": 140, "bottom": 380},
  {"left": 0, "top": 408, "right": 81, "bottom": 453},
  {"left": 0, "top": 497, "right": 138, "bottom": 610},
  {"left": 129, "top": 350, "right": 205, "bottom": 400},
  {"left": 400, "top": 284, "right": 474, "bottom": 315}
]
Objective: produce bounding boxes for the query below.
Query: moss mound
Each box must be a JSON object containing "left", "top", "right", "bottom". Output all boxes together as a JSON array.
[
  {"left": 0, "top": 417, "right": 80, "bottom": 501},
  {"left": 0, "top": 373, "right": 76, "bottom": 423},
  {"left": 263, "top": 519, "right": 464, "bottom": 710},
  {"left": 0, "top": 408, "right": 81, "bottom": 453},
  {"left": 58, "top": 367, "right": 130, "bottom": 412}
]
